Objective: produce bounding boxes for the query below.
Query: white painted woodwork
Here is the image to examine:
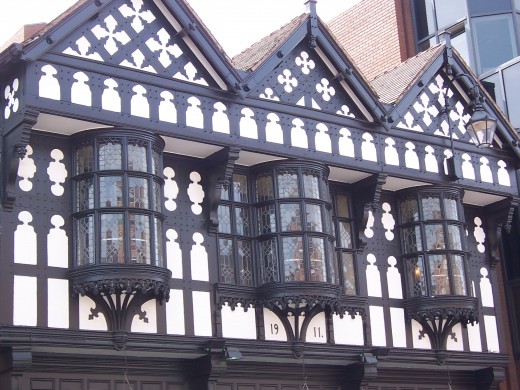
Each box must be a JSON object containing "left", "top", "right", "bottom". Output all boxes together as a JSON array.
[
  {"left": 480, "top": 267, "right": 495, "bottom": 307},
  {"left": 339, "top": 128, "right": 355, "bottom": 157},
  {"left": 47, "top": 278, "right": 69, "bottom": 328},
  {"left": 102, "top": 79, "right": 122, "bottom": 112},
  {"left": 163, "top": 167, "right": 179, "bottom": 211},
  {"left": 159, "top": 91, "right": 177, "bottom": 123},
  {"left": 384, "top": 138, "right": 399, "bottom": 166},
  {"left": 71, "top": 72, "right": 92, "bottom": 106},
  {"left": 369, "top": 305, "right": 386, "bottom": 346},
  {"left": 166, "top": 229, "right": 183, "bottom": 279},
  {"left": 484, "top": 315, "right": 500, "bottom": 353},
  {"left": 131, "top": 85, "right": 150, "bottom": 118},
  {"left": 361, "top": 133, "right": 377, "bottom": 162},
  {"left": 186, "top": 97, "right": 204, "bottom": 128},
  {"left": 424, "top": 145, "right": 438, "bottom": 173},
  {"left": 266, "top": 113, "right": 284, "bottom": 144},
  {"left": 497, "top": 160, "right": 510, "bottom": 186},
  {"left": 4, "top": 78, "right": 20, "bottom": 119},
  {"left": 221, "top": 303, "right": 256, "bottom": 339},
  {"left": 79, "top": 295, "right": 108, "bottom": 331},
  {"left": 315, "top": 123, "right": 332, "bottom": 153},
  {"left": 473, "top": 217, "right": 486, "bottom": 253},
  {"left": 390, "top": 307, "right": 406, "bottom": 347},
  {"left": 305, "top": 311, "right": 327, "bottom": 343},
  {"left": 290, "top": 118, "right": 308, "bottom": 149},
  {"left": 446, "top": 323, "right": 464, "bottom": 351},
  {"left": 239, "top": 107, "right": 258, "bottom": 139},
  {"left": 480, "top": 157, "right": 493, "bottom": 183},
  {"left": 468, "top": 322, "right": 483, "bottom": 352},
  {"left": 17, "top": 145, "right": 36, "bottom": 192},
  {"left": 187, "top": 171, "right": 204, "bottom": 215},
  {"left": 462, "top": 153, "right": 476, "bottom": 180},
  {"left": 47, "top": 149, "right": 67, "bottom": 196},
  {"left": 212, "top": 102, "right": 230, "bottom": 133},
  {"left": 47, "top": 215, "right": 69, "bottom": 268},
  {"left": 411, "top": 320, "right": 432, "bottom": 349},
  {"left": 263, "top": 308, "right": 287, "bottom": 341},
  {"left": 167, "top": 289, "right": 185, "bottom": 335},
  {"left": 387, "top": 257, "right": 403, "bottom": 299},
  {"left": 404, "top": 142, "right": 420, "bottom": 169},
  {"left": 366, "top": 254, "right": 382, "bottom": 297},
  {"left": 364, "top": 210, "right": 375, "bottom": 238},
  {"left": 333, "top": 314, "right": 364, "bottom": 345},
  {"left": 39, "top": 64, "right": 61, "bottom": 100},
  {"left": 381, "top": 203, "right": 396, "bottom": 241},
  {"left": 192, "top": 291, "right": 212, "bottom": 336},
  {"left": 259, "top": 87, "right": 280, "bottom": 101},
  {"left": 13, "top": 275, "right": 37, "bottom": 326},
  {"left": 14, "top": 211, "right": 37, "bottom": 265},
  {"left": 131, "top": 300, "right": 157, "bottom": 333},
  {"left": 277, "top": 69, "right": 298, "bottom": 93},
  {"left": 190, "top": 232, "right": 208, "bottom": 281}
]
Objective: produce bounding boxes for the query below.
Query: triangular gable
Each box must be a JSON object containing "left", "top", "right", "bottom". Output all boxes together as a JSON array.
[
  {"left": 22, "top": 0, "right": 239, "bottom": 91},
  {"left": 232, "top": 14, "right": 385, "bottom": 123},
  {"left": 379, "top": 44, "right": 520, "bottom": 154}
]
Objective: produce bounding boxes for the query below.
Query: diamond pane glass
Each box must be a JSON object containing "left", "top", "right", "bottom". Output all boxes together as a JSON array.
[
  {"left": 451, "top": 255, "right": 467, "bottom": 295},
  {"left": 100, "top": 176, "right": 123, "bottom": 207},
  {"left": 257, "top": 205, "right": 277, "bottom": 234},
  {"left": 303, "top": 173, "right": 320, "bottom": 199},
  {"left": 422, "top": 195, "right": 442, "bottom": 220},
  {"left": 99, "top": 141, "right": 122, "bottom": 170},
  {"left": 129, "top": 214, "right": 150, "bottom": 264},
  {"left": 128, "top": 177, "right": 149, "bottom": 208},
  {"left": 277, "top": 171, "right": 299, "bottom": 198},
  {"left": 76, "top": 144, "right": 93, "bottom": 174},
  {"left": 219, "top": 238, "right": 235, "bottom": 283},
  {"left": 429, "top": 254, "right": 451, "bottom": 295},
  {"left": 280, "top": 203, "right": 302, "bottom": 231},
  {"left": 235, "top": 207, "right": 250, "bottom": 236},
  {"left": 328, "top": 241, "right": 338, "bottom": 284},
  {"left": 77, "top": 178, "right": 94, "bottom": 211},
  {"left": 408, "top": 256, "right": 427, "bottom": 296},
  {"left": 218, "top": 206, "right": 232, "bottom": 234},
  {"left": 151, "top": 148, "right": 160, "bottom": 175},
  {"left": 256, "top": 174, "right": 273, "bottom": 201},
  {"left": 154, "top": 217, "right": 164, "bottom": 267},
  {"left": 128, "top": 143, "right": 147, "bottom": 172},
  {"left": 260, "top": 238, "right": 279, "bottom": 283},
  {"left": 444, "top": 197, "right": 458, "bottom": 220},
  {"left": 153, "top": 180, "right": 161, "bottom": 212},
  {"left": 283, "top": 236, "right": 304, "bottom": 281},
  {"left": 238, "top": 240, "right": 253, "bottom": 286},
  {"left": 447, "top": 224, "right": 462, "bottom": 250},
  {"left": 76, "top": 215, "right": 95, "bottom": 266},
  {"left": 305, "top": 204, "right": 323, "bottom": 232},
  {"left": 400, "top": 198, "right": 419, "bottom": 223},
  {"left": 233, "top": 174, "right": 248, "bottom": 202},
  {"left": 402, "top": 225, "right": 423, "bottom": 253},
  {"left": 336, "top": 194, "right": 350, "bottom": 218},
  {"left": 342, "top": 252, "right": 356, "bottom": 295},
  {"left": 425, "top": 224, "right": 445, "bottom": 250},
  {"left": 338, "top": 221, "right": 352, "bottom": 248},
  {"left": 309, "top": 237, "right": 326, "bottom": 282},
  {"left": 100, "top": 213, "right": 124, "bottom": 263}
]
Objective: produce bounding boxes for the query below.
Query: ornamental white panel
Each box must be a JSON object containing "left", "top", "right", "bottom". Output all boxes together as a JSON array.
[
  {"left": 187, "top": 171, "right": 204, "bottom": 215},
  {"left": 390, "top": 307, "right": 406, "bottom": 347},
  {"left": 305, "top": 312, "right": 327, "bottom": 343},
  {"left": 484, "top": 315, "right": 500, "bottom": 353},
  {"left": 131, "top": 300, "right": 157, "bottom": 333},
  {"left": 467, "top": 322, "right": 483, "bottom": 352},
  {"left": 212, "top": 102, "right": 230, "bottom": 134},
  {"left": 47, "top": 215, "right": 69, "bottom": 268},
  {"left": 366, "top": 254, "right": 382, "bottom": 297},
  {"left": 411, "top": 320, "right": 432, "bottom": 349},
  {"left": 192, "top": 291, "right": 212, "bottom": 336},
  {"left": 13, "top": 275, "right": 37, "bottom": 326},
  {"left": 167, "top": 289, "right": 185, "bottom": 335},
  {"left": 79, "top": 295, "right": 107, "bottom": 331},
  {"left": 333, "top": 314, "right": 364, "bottom": 345},
  {"left": 14, "top": 211, "right": 37, "bottom": 265},
  {"left": 17, "top": 145, "right": 36, "bottom": 192},
  {"left": 479, "top": 157, "right": 493, "bottom": 183},
  {"left": 266, "top": 113, "right": 284, "bottom": 144},
  {"left": 190, "top": 232, "right": 208, "bottom": 281},
  {"left": 370, "top": 306, "right": 386, "bottom": 346},
  {"left": 446, "top": 323, "right": 464, "bottom": 351},
  {"left": 480, "top": 267, "right": 494, "bottom": 307},
  {"left": 47, "top": 278, "right": 69, "bottom": 328},
  {"left": 263, "top": 308, "right": 287, "bottom": 341},
  {"left": 387, "top": 257, "right": 403, "bottom": 299},
  {"left": 166, "top": 229, "right": 183, "bottom": 279},
  {"left": 221, "top": 303, "right": 256, "bottom": 339},
  {"left": 47, "top": 149, "right": 67, "bottom": 197}
]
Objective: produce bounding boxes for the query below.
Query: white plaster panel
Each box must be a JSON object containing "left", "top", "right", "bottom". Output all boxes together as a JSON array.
[
  {"left": 263, "top": 308, "right": 287, "bottom": 341},
  {"left": 305, "top": 312, "right": 327, "bottom": 343},
  {"left": 446, "top": 323, "right": 464, "bottom": 351},
  {"left": 484, "top": 315, "right": 500, "bottom": 353},
  {"left": 79, "top": 295, "right": 107, "bottom": 331},
  {"left": 366, "top": 254, "right": 382, "bottom": 297},
  {"left": 480, "top": 267, "right": 494, "bottom": 308},
  {"left": 14, "top": 211, "right": 37, "bottom": 265},
  {"left": 13, "top": 275, "right": 37, "bottom": 326},
  {"left": 332, "top": 314, "right": 364, "bottom": 345},
  {"left": 369, "top": 305, "right": 386, "bottom": 346},
  {"left": 192, "top": 291, "right": 212, "bottom": 336},
  {"left": 167, "top": 289, "right": 185, "bottom": 335},
  {"left": 467, "top": 322, "right": 483, "bottom": 352},
  {"left": 411, "top": 319, "right": 432, "bottom": 349},
  {"left": 390, "top": 307, "right": 406, "bottom": 347},
  {"left": 47, "top": 278, "right": 69, "bottom": 328},
  {"left": 221, "top": 303, "right": 256, "bottom": 339},
  {"left": 47, "top": 215, "right": 69, "bottom": 268},
  {"left": 131, "top": 299, "right": 157, "bottom": 333},
  {"left": 190, "top": 232, "right": 208, "bottom": 281}
]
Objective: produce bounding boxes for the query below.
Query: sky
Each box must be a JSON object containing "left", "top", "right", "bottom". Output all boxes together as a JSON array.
[{"left": 0, "top": 0, "right": 360, "bottom": 57}]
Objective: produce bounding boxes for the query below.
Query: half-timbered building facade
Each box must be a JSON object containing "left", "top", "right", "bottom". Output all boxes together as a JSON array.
[{"left": 1, "top": 1, "right": 520, "bottom": 389}]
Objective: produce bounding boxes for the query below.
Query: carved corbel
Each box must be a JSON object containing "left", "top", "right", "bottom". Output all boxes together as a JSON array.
[
  {"left": 353, "top": 173, "right": 387, "bottom": 247},
  {"left": 204, "top": 147, "right": 240, "bottom": 234},
  {"left": 1, "top": 109, "right": 38, "bottom": 211},
  {"left": 485, "top": 197, "right": 519, "bottom": 269}
]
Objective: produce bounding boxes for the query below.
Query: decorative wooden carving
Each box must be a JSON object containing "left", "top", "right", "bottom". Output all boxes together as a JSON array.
[
  {"left": 205, "top": 146, "right": 241, "bottom": 234},
  {"left": 485, "top": 197, "right": 519, "bottom": 269},
  {"left": 2, "top": 109, "right": 38, "bottom": 210},
  {"left": 353, "top": 173, "right": 387, "bottom": 246}
]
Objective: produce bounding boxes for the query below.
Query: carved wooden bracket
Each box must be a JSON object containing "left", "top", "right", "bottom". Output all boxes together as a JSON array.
[
  {"left": 205, "top": 146, "right": 241, "bottom": 234},
  {"left": 1, "top": 109, "right": 38, "bottom": 211},
  {"left": 485, "top": 197, "right": 519, "bottom": 269}
]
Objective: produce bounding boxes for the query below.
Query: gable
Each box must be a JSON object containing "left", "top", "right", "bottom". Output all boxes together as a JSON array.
[
  {"left": 249, "top": 41, "right": 365, "bottom": 119},
  {"left": 50, "top": 0, "right": 220, "bottom": 88}
]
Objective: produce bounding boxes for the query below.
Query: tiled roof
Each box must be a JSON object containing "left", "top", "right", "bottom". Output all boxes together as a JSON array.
[
  {"left": 231, "top": 13, "right": 307, "bottom": 72},
  {"left": 369, "top": 44, "right": 444, "bottom": 104}
]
